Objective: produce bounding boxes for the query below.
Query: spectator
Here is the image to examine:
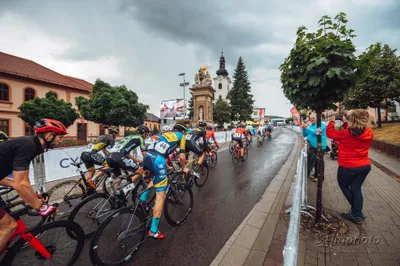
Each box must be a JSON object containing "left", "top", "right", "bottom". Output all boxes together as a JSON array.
[
  {"left": 301, "top": 114, "right": 327, "bottom": 181},
  {"left": 326, "top": 110, "right": 372, "bottom": 224}
]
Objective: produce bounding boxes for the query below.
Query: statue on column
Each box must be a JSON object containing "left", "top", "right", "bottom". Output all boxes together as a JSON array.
[{"left": 194, "top": 65, "right": 212, "bottom": 87}]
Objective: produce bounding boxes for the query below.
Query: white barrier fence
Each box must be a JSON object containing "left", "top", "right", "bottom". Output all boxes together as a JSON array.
[{"left": 31, "top": 131, "right": 235, "bottom": 184}]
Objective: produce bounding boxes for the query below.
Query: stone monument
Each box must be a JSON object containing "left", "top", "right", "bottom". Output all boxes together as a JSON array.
[{"left": 190, "top": 65, "right": 215, "bottom": 126}]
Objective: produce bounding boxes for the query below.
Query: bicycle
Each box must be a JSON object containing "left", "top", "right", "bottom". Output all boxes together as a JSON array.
[
  {"left": 257, "top": 134, "right": 264, "bottom": 146},
  {"left": 89, "top": 169, "right": 193, "bottom": 266},
  {"left": 232, "top": 140, "right": 248, "bottom": 166},
  {"left": 0, "top": 193, "right": 85, "bottom": 265},
  {"left": 46, "top": 161, "right": 113, "bottom": 218},
  {"left": 206, "top": 143, "right": 219, "bottom": 169}
]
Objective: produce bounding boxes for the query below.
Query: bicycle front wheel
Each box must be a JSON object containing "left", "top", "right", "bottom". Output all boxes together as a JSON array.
[
  {"left": 2, "top": 220, "right": 84, "bottom": 266},
  {"left": 164, "top": 175, "right": 194, "bottom": 226},
  {"left": 47, "top": 180, "right": 86, "bottom": 218},
  {"left": 194, "top": 162, "right": 209, "bottom": 187},
  {"left": 68, "top": 192, "right": 116, "bottom": 239},
  {"left": 209, "top": 151, "right": 218, "bottom": 169},
  {"left": 90, "top": 207, "right": 146, "bottom": 266}
]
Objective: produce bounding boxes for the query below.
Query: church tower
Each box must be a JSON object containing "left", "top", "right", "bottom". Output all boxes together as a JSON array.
[{"left": 213, "top": 51, "right": 232, "bottom": 103}]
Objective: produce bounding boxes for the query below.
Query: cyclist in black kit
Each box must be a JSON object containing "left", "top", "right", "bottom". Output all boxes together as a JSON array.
[
  {"left": 0, "top": 118, "right": 67, "bottom": 252},
  {"left": 185, "top": 121, "right": 210, "bottom": 166}
]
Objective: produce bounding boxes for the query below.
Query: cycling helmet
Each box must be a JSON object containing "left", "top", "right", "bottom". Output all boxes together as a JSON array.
[
  {"left": 206, "top": 125, "right": 213, "bottom": 130},
  {"left": 34, "top": 119, "right": 67, "bottom": 135},
  {"left": 173, "top": 123, "right": 188, "bottom": 132},
  {"left": 239, "top": 122, "right": 245, "bottom": 128},
  {"left": 198, "top": 121, "right": 207, "bottom": 128},
  {"left": 162, "top": 125, "right": 172, "bottom": 132},
  {"left": 137, "top": 125, "right": 150, "bottom": 134},
  {"left": 108, "top": 126, "right": 119, "bottom": 134},
  {"left": 0, "top": 131, "right": 8, "bottom": 142}
]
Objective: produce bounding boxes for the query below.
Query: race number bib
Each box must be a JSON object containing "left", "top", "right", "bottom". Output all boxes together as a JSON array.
[
  {"left": 83, "top": 143, "right": 94, "bottom": 152},
  {"left": 148, "top": 142, "right": 170, "bottom": 154},
  {"left": 186, "top": 134, "right": 193, "bottom": 141},
  {"left": 233, "top": 133, "right": 242, "bottom": 138}
]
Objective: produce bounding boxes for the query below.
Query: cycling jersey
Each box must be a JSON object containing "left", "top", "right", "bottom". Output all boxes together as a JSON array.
[
  {"left": 109, "top": 135, "right": 146, "bottom": 157},
  {"left": 146, "top": 131, "right": 186, "bottom": 158},
  {"left": 186, "top": 128, "right": 209, "bottom": 155},
  {"left": 0, "top": 136, "right": 44, "bottom": 180},
  {"left": 206, "top": 130, "right": 215, "bottom": 142},
  {"left": 84, "top": 134, "right": 115, "bottom": 153}
]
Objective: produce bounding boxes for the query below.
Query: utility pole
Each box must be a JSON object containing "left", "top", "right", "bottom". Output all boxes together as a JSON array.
[{"left": 179, "top": 73, "right": 189, "bottom": 118}]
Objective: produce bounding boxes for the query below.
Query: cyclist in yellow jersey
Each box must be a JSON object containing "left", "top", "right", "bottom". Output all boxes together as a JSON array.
[
  {"left": 140, "top": 123, "right": 190, "bottom": 240},
  {"left": 81, "top": 126, "right": 118, "bottom": 188}
]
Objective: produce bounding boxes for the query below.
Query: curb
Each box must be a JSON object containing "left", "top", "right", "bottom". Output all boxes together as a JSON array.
[{"left": 210, "top": 131, "right": 302, "bottom": 266}]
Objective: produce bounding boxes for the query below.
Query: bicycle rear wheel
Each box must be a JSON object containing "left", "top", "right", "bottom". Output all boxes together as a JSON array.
[
  {"left": 232, "top": 150, "right": 240, "bottom": 166},
  {"left": 209, "top": 151, "right": 218, "bottom": 169},
  {"left": 47, "top": 180, "right": 87, "bottom": 218},
  {"left": 2, "top": 220, "right": 84, "bottom": 266},
  {"left": 164, "top": 174, "right": 194, "bottom": 226},
  {"left": 90, "top": 207, "right": 146, "bottom": 266},
  {"left": 194, "top": 162, "right": 209, "bottom": 187}
]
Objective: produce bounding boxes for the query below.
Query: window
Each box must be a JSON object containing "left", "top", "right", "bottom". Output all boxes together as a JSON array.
[
  {"left": 219, "top": 95, "right": 222, "bottom": 100},
  {"left": 0, "top": 120, "right": 9, "bottom": 135},
  {"left": 24, "top": 88, "right": 36, "bottom": 101},
  {"left": 99, "top": 125, "right": 106, "bottom": 135},
  {"left": 218, "top": 83, "right": 222, "bottom": 90},
  {"left": 25, "top": 123, "right": 34, "bottom": 136},
  {"left": 0, "top": 83, "right": 9, "bottom": 101}
]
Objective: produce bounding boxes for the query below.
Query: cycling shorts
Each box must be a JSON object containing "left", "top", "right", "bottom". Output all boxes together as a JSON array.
[
  {"left": 106, "top": 153, "right": 138, "bottom": 177},
  {"left": 185, "top": 139, "right": 204, "bottom": 156},
  {"left": 143, "top": 152, "right": 168, "bottom": 193},
  {"left": 81, "top": 151, "right": 107, "bottom": 171},
  {"left": 267, "top": 128, "right": 272, "bottom": 132},
  {"left": 232, "top": 137, "right": 244, "bottom": 148}
]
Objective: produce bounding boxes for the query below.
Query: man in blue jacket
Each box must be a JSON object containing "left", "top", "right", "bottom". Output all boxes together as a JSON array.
[{"left": 302, "top": 114, "right": 326, "bottom": 180}]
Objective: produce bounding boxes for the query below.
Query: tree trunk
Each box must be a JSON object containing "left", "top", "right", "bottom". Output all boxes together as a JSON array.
[
  {"left": 315, "top": 111, "right": 325, "bottom": 223},
  {"left": 385, "top": 99, "right": 388, "bottom": 122},
  {"left": 377, "top": 104, "right": 382, "bottom": 128}
]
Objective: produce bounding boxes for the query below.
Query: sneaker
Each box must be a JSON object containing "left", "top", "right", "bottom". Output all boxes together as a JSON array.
[
  {"left": 341, "top": 212, "right": 364, "bottom": 224},
  {"left": 148, "top": 230, "right": 166, "bottom": 240},
  {"left": 87, "top": 179, "right": 97, "bottom": 189},
  {"left": 192, "top": 171, "right": 200, "bottom": 179},
  {"left": 240, "top": 156, "right": 245, "bottom": 162}
]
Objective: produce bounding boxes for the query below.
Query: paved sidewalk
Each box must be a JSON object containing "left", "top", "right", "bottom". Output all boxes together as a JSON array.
[
  {"left": 211, "top": 132, "right": 400, "bottom": 266},
  {"left": 210, "top": 131, "right": 302, "bottom": 266}
]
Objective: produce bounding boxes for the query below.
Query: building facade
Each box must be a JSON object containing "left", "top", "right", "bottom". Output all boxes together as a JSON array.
[
  {"left": 213, "top": 52, "right": 231, "bottom": 103},
  {"left": 0, "top": 51, "right": 122, "bottom": 140}
]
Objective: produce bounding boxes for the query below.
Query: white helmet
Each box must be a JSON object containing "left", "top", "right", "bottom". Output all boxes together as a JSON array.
[{"left": 162, "top": 125, "right": 172, "bottom": 132}]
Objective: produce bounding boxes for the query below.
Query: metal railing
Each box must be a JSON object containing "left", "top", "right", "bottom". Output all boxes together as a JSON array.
[{"left": 283, "top": 138, "right": 327, "bottom": 266}]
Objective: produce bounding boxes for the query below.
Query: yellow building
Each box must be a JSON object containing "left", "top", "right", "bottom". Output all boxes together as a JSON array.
[{"left": 0, "top": 51, "right": 122, "bottom": 140}]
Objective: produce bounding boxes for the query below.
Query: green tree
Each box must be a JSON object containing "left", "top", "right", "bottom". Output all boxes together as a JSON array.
[
  {"left": 230, "top": 57, "right": 254, "bottom": 121},
  {"left": 345, "top": 43, "right": 400, "bottom": 127},
  {"left": 280, "top": 12, "right": 357, "bottom": 222},
  {"left": 188, "top": 93, "right": 194, "bottom": 120},
  {"left": 18, "top": 90, "right": 79, "bottom": 127},
  {"left": 76, "top": 79, "right": 148, "bottom": 127},
  {"left": 213, "top": 99, "right": 231, "bottom": 128}
]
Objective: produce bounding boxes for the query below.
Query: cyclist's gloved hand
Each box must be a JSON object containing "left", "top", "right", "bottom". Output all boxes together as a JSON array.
[{"left": 37, "top": 204, "right": 57, "bottom": 217}]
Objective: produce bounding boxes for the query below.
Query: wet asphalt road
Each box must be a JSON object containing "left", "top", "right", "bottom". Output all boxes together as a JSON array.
[{"left": 75, "top": 127, "right": 296, "bottom": 266}]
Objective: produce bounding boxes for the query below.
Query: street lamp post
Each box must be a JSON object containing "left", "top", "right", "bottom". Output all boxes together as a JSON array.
[{"left": 179, "top": 73, "right": 190, "bottom": 118}]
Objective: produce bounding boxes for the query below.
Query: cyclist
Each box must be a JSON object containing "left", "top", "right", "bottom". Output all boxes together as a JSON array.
[
  {"left": 106, "top": 125, "right": 150, "bottom": 187},
  {"left": 139, "top": 122, "right": 192, "bottom": 240},
  {"left": 186, "top": 121, "right": 210, "bottom": 166},
  {"left": 81, "top": 126, "right": 118, "bottom": 189},
  {"left": 0, "top": 118, "right": 66, "bottom": 251},
  {"left": 0, "top": 131, "right": 8, "bottom": 143},
  {"left": 232, "top": 122, "right": 249, "bottom": 161},
  {"left": 206, "top": 125, "right": 220, "bottom": 149},
  {"left": 267, "top": 123, "right": 273, "bottom": 138}
]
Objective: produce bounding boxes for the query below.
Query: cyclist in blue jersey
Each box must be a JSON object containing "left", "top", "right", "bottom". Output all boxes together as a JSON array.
[
  {"left": 140, "top": 122, "right": 193, "bottom": 240},
  {"left": 267, "top": 123, "right": 273, "bottom": 138}
]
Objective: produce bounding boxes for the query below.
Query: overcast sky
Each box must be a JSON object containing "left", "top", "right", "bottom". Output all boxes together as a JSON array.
[{"left": 1, "top": 0, "right": 399, "bottom": 117}]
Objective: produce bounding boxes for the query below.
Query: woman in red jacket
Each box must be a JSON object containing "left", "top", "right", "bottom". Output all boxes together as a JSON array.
[{"left": 326, "top": 110, "right": 373, "bottom": 224}]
